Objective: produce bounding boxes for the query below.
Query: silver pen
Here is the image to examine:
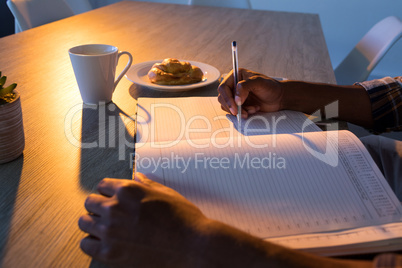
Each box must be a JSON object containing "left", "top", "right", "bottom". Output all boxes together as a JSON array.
[{"left": 231, "top": 41, "right": 241, "bottom": 123}]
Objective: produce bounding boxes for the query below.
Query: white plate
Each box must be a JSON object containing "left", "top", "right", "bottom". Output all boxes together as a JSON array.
[{"left": 125, "top": 60, "right": 221, "bottom": 92}]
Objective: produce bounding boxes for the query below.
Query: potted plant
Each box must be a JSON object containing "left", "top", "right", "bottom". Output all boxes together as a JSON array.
[{"left": 0, "top": 72, "right": 24, "bottom": 164}]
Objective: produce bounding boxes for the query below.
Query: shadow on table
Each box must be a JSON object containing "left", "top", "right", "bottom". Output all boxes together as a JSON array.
[
  {"left": 128, "top": 81, "right": 220, "bottom": 99},
  {"left": 0, "top": 155, "right": 23, "bottom": 265},
  {"left": 79, "top": 103, "right": 134, "bottom": 192}
]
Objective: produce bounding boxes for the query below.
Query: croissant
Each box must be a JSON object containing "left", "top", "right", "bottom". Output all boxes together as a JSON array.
[{"left": 148, "top": 58, "right": 203, "bottom": 85}]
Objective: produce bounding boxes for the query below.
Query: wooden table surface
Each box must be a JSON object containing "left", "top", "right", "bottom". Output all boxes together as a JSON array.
[{"left": 0, "top": 1, "right": 335, "bottom": 267}]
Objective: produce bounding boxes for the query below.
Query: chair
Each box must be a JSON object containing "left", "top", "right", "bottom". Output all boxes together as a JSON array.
[
  {"left": 334, "top": 16, "right": 402, "bottom": 85},
  {"left": 6, "top": 0, "right": 92, "bottom": 33},
  {"left": 188, "top": 0, "right": 251, "bottom": 9}
]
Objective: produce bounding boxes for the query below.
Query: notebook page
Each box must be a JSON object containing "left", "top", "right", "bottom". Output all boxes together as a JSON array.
[
  {"left": 136, "top": 97, "right": 321, "bottom": 144},
  {"left": 135, "top": 130, "right": 402, "bottom": 238},
  {"left": 268, "top": 222, "right": 402, "bottom": 256},
  {"left": 136, "top": 97, "right": 229, "bottom": 143}
]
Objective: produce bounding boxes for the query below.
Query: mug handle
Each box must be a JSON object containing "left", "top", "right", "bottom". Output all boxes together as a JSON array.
[{"left": 114, "top": 51, "right": 133, "bottom": 90}]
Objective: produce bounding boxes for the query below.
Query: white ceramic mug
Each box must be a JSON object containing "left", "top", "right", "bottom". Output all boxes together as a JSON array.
[{"left": 69, "top": 44, "right": 133, "bottom": 104}]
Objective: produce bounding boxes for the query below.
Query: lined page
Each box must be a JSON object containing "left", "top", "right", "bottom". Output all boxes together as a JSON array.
[
  {"left": 136, "top": 97, "right": 321, "bottom": 144},
  {"left": 135, "top": 130, "right": 402, "bottom": 238},
  {"left": 268, "top": 222, "right": 402, "bottom": 256}
]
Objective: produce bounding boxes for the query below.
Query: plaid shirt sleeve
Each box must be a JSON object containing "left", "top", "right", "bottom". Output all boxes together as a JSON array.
[
  {"left": 373, "top": 254, "right": 402, "bottom": 268},
  {"left": 355, "top": 76, "right": 402, "bottom": 133}
]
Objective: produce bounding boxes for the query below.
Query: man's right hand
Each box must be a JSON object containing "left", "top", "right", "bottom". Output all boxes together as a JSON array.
[{"left": 217, "top": 68, "right": 285, "bottom": 119}]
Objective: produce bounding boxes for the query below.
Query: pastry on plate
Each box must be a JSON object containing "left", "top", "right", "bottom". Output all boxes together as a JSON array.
[{"left": 147, "top": 58, "right": 203, "bottom": 85}]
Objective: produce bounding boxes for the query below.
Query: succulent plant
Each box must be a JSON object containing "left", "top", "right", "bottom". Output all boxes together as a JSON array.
[{"left": 0, "top": 72, "right": 17, "bottom": 105}]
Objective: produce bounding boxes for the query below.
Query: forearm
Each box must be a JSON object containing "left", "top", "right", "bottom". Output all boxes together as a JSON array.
[
  {"left": 193, "top": 219, "right": 371, "bottom": 268},
  {"left": 280, "top": 81, "right": 373, "bottom": 128}
]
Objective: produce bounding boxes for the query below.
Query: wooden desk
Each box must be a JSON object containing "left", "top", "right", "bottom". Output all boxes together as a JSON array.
[{"left": 0, "top": 1, "right": 335, "bottom": 267}]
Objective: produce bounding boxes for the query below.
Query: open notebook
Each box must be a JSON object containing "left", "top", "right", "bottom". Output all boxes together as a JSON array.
[{"left": 134, "top": 96, "right": 402, "bottom": 256}]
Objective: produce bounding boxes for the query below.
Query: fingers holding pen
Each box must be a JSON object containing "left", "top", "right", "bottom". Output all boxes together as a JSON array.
[
  {"left": 218, "top": 70, "right": 238, "bottom": 115},
  {"left": 234, "top": 81, "right": 261, "bottom": 119},
  {"left": 218, "top": 68, "right": 274, "bottom": 117},
  {"left": 217, "top": 68, "right": 253, "bottom": 115}
]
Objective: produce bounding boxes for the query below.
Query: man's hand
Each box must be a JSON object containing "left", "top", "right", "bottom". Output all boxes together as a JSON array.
[
  {"left": 218, "top": 68, "right": 374, "bottom": 128},
  {"left": 78, "top": 173, "right": 208, "bottom": 267},
  {"left": 217, "top": 69, "right": 284, "bottom": 118}
]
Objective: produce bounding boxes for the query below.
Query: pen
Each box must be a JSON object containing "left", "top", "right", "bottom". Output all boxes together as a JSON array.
[{"left": 231, "top": 41, "right": 241, "bottom": 123}]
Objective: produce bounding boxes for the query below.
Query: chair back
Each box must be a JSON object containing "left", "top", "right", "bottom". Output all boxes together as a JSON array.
[
  {"left": 188, "top": 0, "right": 251, "bottom": 9},
  {"left": 335, "top": 16, "right": 402, "bottom": 85}
]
